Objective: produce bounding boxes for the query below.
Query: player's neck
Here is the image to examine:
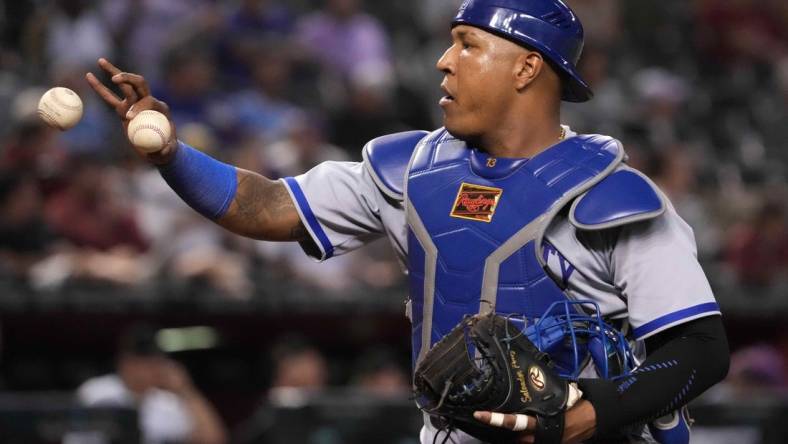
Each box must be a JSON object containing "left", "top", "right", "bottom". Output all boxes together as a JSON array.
[{"left": 477, "top": 113, "right": 563, "bottom": 159}]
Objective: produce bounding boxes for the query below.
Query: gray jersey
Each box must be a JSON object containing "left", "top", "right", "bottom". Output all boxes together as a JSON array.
[{"left": 280, "top": 128, "right": 720, "bottom": 443}]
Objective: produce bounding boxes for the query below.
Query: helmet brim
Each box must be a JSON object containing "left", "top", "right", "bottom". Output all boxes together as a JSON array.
[{"left": 560, "top": 63, "right": 593, "bottom": 103}]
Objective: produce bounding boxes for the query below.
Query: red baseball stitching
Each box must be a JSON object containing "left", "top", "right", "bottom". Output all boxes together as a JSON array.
[
  {"left": 37, "top": 109, "right": 64, "bottom": 130},
  {"left": 131, "top": 123, "right": 167, "bottom": 149}
]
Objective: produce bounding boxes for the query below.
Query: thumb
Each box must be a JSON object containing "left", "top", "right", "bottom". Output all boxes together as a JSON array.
[{"left": 126, "top": 96, "right": 161, "bottom": 120}]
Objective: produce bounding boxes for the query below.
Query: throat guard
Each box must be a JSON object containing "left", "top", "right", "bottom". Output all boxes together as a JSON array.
[{"left": 405, "top": 129, "right": 624, "bottom": 369}]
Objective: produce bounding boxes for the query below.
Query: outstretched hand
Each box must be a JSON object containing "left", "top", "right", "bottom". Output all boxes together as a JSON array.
[{"left": 86, "top": 58, "right": 178, "bottom": 163}]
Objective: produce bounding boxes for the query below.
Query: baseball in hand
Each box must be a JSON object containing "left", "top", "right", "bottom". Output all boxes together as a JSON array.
[
  {"left": 37, "top": 87, "right": 84, "bottom": 130},
  {"left": 127, "top": 110, "right": 172, "bottom": 153}
]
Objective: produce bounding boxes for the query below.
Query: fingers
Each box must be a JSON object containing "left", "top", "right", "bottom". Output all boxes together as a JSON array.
[
  {"left": 112, "top": 72, "right": 151, "bottom": 98},
  {"left": 473, "top": 411, "right": 534, "bottom": 432},
  {"left": 85, "top": 72, "right": 122, "bottom": 108},
  {"left": 97, "top": 57, "right": 123, "bottom": 76},
  {"left": 118, "top": 83, "right": 139, "bottom": 106},
  {"left": 126, "top": 96, "right": 171, "bottom": 120},
  {"left": 97, "top": 58, "right": 151, "bottom": 107}
]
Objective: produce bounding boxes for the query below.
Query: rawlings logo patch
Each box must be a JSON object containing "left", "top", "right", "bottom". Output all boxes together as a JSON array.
[
  {"left": 529, "top": 366, "right": 546, "bottom": 391},
  {"left": 450, "top": 183, "right": 503, "bottom": 223}
]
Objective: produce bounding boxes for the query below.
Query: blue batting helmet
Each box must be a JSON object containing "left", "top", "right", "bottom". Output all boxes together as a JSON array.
[{"left": 453, "top": 0, "right": 592, "bottom": 102}]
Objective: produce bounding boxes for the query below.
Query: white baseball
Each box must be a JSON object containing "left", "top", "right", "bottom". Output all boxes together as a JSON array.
[
  {"left": 37, "top": 87, "right": 84, "bottom": 130},
  {"left": 127, "top": 110, "right": 172, "bottom": 153}
]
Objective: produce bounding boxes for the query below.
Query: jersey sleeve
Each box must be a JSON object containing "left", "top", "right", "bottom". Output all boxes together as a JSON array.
[
  {"left": 281, "top": 161, "right": 386, "bottom": 261},
  {"left": 612, "top": 199, "right": 721, "bottom": 340}
]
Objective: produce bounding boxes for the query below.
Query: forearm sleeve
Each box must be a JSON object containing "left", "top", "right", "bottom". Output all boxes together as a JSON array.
[
  {"left": 578, "top": 315, "right": 730, "bottom": 436},
  {"left": 158, "top": 141, "right": 238, "bottom": 220}
]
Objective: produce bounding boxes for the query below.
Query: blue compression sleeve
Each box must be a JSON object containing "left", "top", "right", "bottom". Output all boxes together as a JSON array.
[{"left": 158, "top": 141, "right": 238, "bottom": 220}]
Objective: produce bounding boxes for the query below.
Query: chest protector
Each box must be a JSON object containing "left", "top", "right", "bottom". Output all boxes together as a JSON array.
[{"left": 405, "top": 129, "right": 624, "bottom": 365}]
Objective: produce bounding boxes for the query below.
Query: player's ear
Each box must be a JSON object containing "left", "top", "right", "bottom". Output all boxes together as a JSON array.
[{"left": 514, "top": 51, "right": 544, "bottom": 92}]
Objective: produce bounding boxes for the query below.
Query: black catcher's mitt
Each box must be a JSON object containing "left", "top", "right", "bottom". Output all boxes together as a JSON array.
[{"left": 414, "top": 312, "right": 581, "bottom": 444}]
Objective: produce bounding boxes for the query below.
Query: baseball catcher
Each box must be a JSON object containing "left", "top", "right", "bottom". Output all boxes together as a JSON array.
[{"left": 87, "top": 0, "right": 730, "bottom": 442}]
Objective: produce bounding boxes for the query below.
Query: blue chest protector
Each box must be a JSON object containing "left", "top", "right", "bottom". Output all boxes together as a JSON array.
[{"left": 364, "top": 129, "right": 664, "bottom": 369}]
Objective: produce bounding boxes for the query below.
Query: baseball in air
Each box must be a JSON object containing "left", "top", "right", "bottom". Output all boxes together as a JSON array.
[
  {"left": 37, "top": 87, "right": 84, "bottom": 130},
  {"left": 127, "top": 110, "right": 172, "bottom": 153}
]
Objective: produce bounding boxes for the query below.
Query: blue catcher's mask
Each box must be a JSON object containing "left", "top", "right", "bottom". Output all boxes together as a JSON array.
[{"left": 507, "top": 300, "right": 634, "bottom": 380}]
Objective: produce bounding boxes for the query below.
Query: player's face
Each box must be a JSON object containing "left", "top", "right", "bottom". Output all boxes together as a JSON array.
[{"left": 436, "top": 26, "right": 523, "bottom": 141}]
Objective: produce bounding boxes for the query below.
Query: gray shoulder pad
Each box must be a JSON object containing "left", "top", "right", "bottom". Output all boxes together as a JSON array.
[
  {"left": 569, "top": 168, "right": 666, "bottom": 230},
  {"left": 362, "top": 130, "right": 429, "bottom": 200}
]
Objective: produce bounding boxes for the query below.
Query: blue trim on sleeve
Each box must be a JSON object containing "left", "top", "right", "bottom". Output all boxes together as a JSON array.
[
  {"left": 283, "top": 177, "right": 334, "bottom": 259},
  {"left": 633, "top": 302, "right": 720, "bottom": 339}
]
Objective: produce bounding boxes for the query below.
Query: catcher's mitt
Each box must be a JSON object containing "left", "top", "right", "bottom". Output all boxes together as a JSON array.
[{"left": 414, "top": 312, "right": 581, "bottom": 444}]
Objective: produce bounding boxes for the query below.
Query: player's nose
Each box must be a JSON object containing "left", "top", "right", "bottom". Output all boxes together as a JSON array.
[{"left": 436, "top": 45, "right": 455, "bottom": 74}]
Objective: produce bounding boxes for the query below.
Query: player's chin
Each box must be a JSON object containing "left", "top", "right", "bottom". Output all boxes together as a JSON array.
[{"left": 442, "top": 115, "right": 480, "bottom": 143}]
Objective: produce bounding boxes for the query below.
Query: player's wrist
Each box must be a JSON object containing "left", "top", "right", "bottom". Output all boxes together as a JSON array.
[
  {"left": 563, "top": 400, "right": 597, "bottom": 443},
  {"left": 576, "top": 378, "right": 619, "bottom": 436},
  {"left": 145, "top": 138, "right": 179, "bottom": 166},
  {"left": 158, "top": 141, "right": 238, "bottom": 220}
]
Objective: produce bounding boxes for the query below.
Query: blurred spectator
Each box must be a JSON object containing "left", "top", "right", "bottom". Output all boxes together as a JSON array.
[
  {"left": 650, "top": 148, "right": 721, "bottom": 259},
  {"left": 563, "top": 48, "right": 626, "bottom": 136},
  {"left": 2, "top": 89, "right": 69, "bottom": 178},
  {"left": 269, "top": 336, "right": 328, "bottom": 390},
  {"left": 219, "top": 0, "right": 294, "bottom": 85},
  {"left": 695, "top": 0, "right": 788, "bottom": 71},
  {"left": 216, "top": 44, "right": 304, "bottom": 145},
  {"left": 50, "top": 64, "right": 118, "bottom": 157},
  {"left": 74, "top": 324, "right": 228, "bottom": 444},
  {"left": 129, "top": 158, "right": 253, "bottom": 299},
  {"left": 259, "top": 114, "right": 347, "bottom": 177},
  {"left": 45, "top": 0, "right": 114, "bottom": 75},
  {"left": 566, "top": 0, "right": 621, "bottom": 48},
  {"left": 234, "top": 337, "right": 329, "bottom": 444},
  {"left": 725, "top": 200, "right": 788, "bottom": 287},
  {"left": 1, "top": 1, "right": 36, "bottom": 56},
  {"left": 631, "top": 67, "right": 690, "bottom": 148},
  {"left": 330, "top": 81, "right": 407, "bottom": 155},
  {"left": 239, "top": 115, "right": 401, "bottom": 294},
  {"left": 703, "top": 344, "right": 788, "bottom": 403},
  {"left": 44, "top": 156, "right": 147, "bottom": 253},
  {"left": 155, "top": 48, "right": 222, "bottom": 130},
  {"left": 101, "top": 0, "right": 221, "bottom": 84},
  {"left": 0, "top": 172, "right": 56, "bottom": 279},
  {"left": 350, "top": 348, "right": 410, "bottom": 397},
  {"left": 296, "top": 0, "right": 394, "bottom": 91}
]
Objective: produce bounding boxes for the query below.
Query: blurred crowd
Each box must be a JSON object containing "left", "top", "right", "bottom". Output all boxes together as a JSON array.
[
  {"left": 0, "top": 0, "right": 787, "bottom": 304},
  {"left": 1, "top": 0, "right": 788, "bottom": 442}
]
